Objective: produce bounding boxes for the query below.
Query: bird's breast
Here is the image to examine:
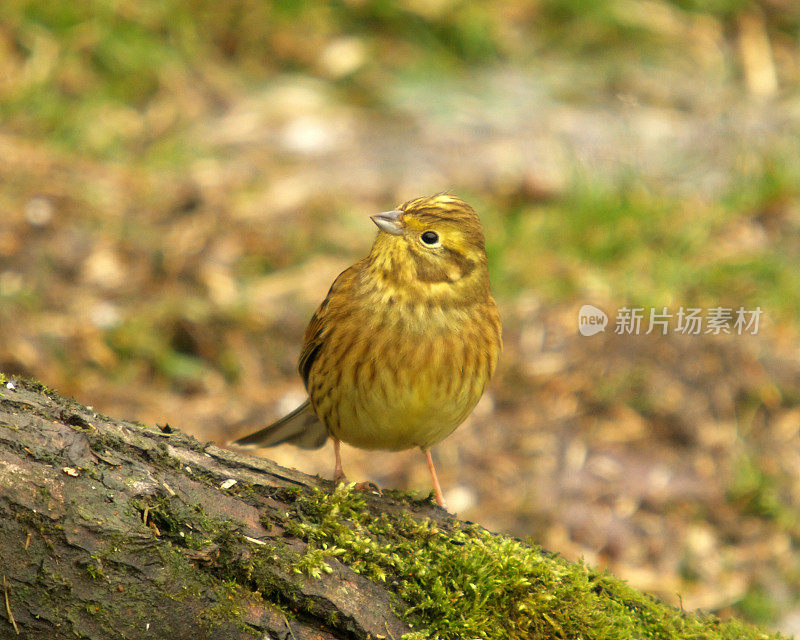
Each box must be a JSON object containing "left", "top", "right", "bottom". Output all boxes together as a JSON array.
[{"left": 307, "top": 294, "right": 500, "bottom": 451}]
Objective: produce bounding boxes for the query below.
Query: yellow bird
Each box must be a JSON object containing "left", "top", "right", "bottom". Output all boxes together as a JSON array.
[{"left": 233, "top": 194, "right": 502, "bottom": 507}]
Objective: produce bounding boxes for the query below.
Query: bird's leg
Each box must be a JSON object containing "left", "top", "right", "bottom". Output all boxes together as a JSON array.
[
  {"left": 331, "top": 437, "right": 381, "bottom": 495},
  {"left": 332, "top": 437, "right": 347, "bottom": 485},
  {"left": 424, "top": 449, "right": 447, "bottom": 509}
]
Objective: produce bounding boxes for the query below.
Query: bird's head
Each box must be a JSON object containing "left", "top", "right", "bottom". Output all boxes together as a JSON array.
[{"left": 367, "top": 195, "right": 490, "bottom": 297}]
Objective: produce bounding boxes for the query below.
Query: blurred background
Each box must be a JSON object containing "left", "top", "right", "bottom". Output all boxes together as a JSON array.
[{"left": 2, "top": 0, "right": 800, "bottom": 632}]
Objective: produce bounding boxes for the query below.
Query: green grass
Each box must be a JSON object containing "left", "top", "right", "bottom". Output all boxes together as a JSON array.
[
  {"left": 3, "top": 0, "right": 799, "bottom": 157},
  {"left": 481, "top": 156, "right": 800, "bottom": 322},
  {"left": 0, "top": 0, "right": 503, "bottom": 157},
  {"left": 2, "top": 0, "right": 799, "bottom": 384}
]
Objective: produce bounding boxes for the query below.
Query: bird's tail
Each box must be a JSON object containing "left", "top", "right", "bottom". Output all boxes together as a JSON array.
[{"left": 230, "top": 400, "right": 328, "bottom": 450}]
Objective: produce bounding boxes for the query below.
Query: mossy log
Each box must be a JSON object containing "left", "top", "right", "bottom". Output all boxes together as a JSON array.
[{"left": 0, "top": 377, "right": 784, "bottom": 640}]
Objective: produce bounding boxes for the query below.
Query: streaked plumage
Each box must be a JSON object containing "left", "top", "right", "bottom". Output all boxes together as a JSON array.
[{"left": 233, "top": 194, "right": 502, "bottom": 507}]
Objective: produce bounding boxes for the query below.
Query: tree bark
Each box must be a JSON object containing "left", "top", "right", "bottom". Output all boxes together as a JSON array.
[{"left": 0, "top": 378, "right": 435, "bottom": 639}]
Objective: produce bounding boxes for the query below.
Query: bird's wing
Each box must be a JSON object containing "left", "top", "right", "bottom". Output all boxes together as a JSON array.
[
  {"left": 233, "top": 263, "right": 363, "bottom": 451},
  {"left": 231, "top": 400, "right": 328, "bottom": 449},
  {"left": 298, "top": 264, "right": 359, "bottom": 388}
]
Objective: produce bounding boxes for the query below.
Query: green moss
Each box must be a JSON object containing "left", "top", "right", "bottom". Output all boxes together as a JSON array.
[
  {"left": 292, "top": 543, "right": 342, "bottom": 579},
  {"left": 197, "top": 578, "right": 249, "bottom": 630},
  {"left": 84, "top": 561, "right": 105, "bottom": 581},
  {"left": 17, "top": 376, "right": 56, "bottom": 397},
  {"left": 133, "top": 495, "right": 237, "bottom": 551},
  {"left": 271, "top": 484, "right": 782, "bottom": 640}
]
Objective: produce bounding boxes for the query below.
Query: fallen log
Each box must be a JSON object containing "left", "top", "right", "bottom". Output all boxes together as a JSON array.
[{"left": 0, "top": 376, "right": 782, "bottom": 639}]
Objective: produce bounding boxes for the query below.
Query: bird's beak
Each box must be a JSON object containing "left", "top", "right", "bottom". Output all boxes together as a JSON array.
[{"left": 370, "top": 209, "right": 405, "bottom": 235}]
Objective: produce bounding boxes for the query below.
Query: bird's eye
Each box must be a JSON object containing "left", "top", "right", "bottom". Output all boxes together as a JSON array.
[{"left": 420, "top": 231, "right": 439, "bottom": 246}]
